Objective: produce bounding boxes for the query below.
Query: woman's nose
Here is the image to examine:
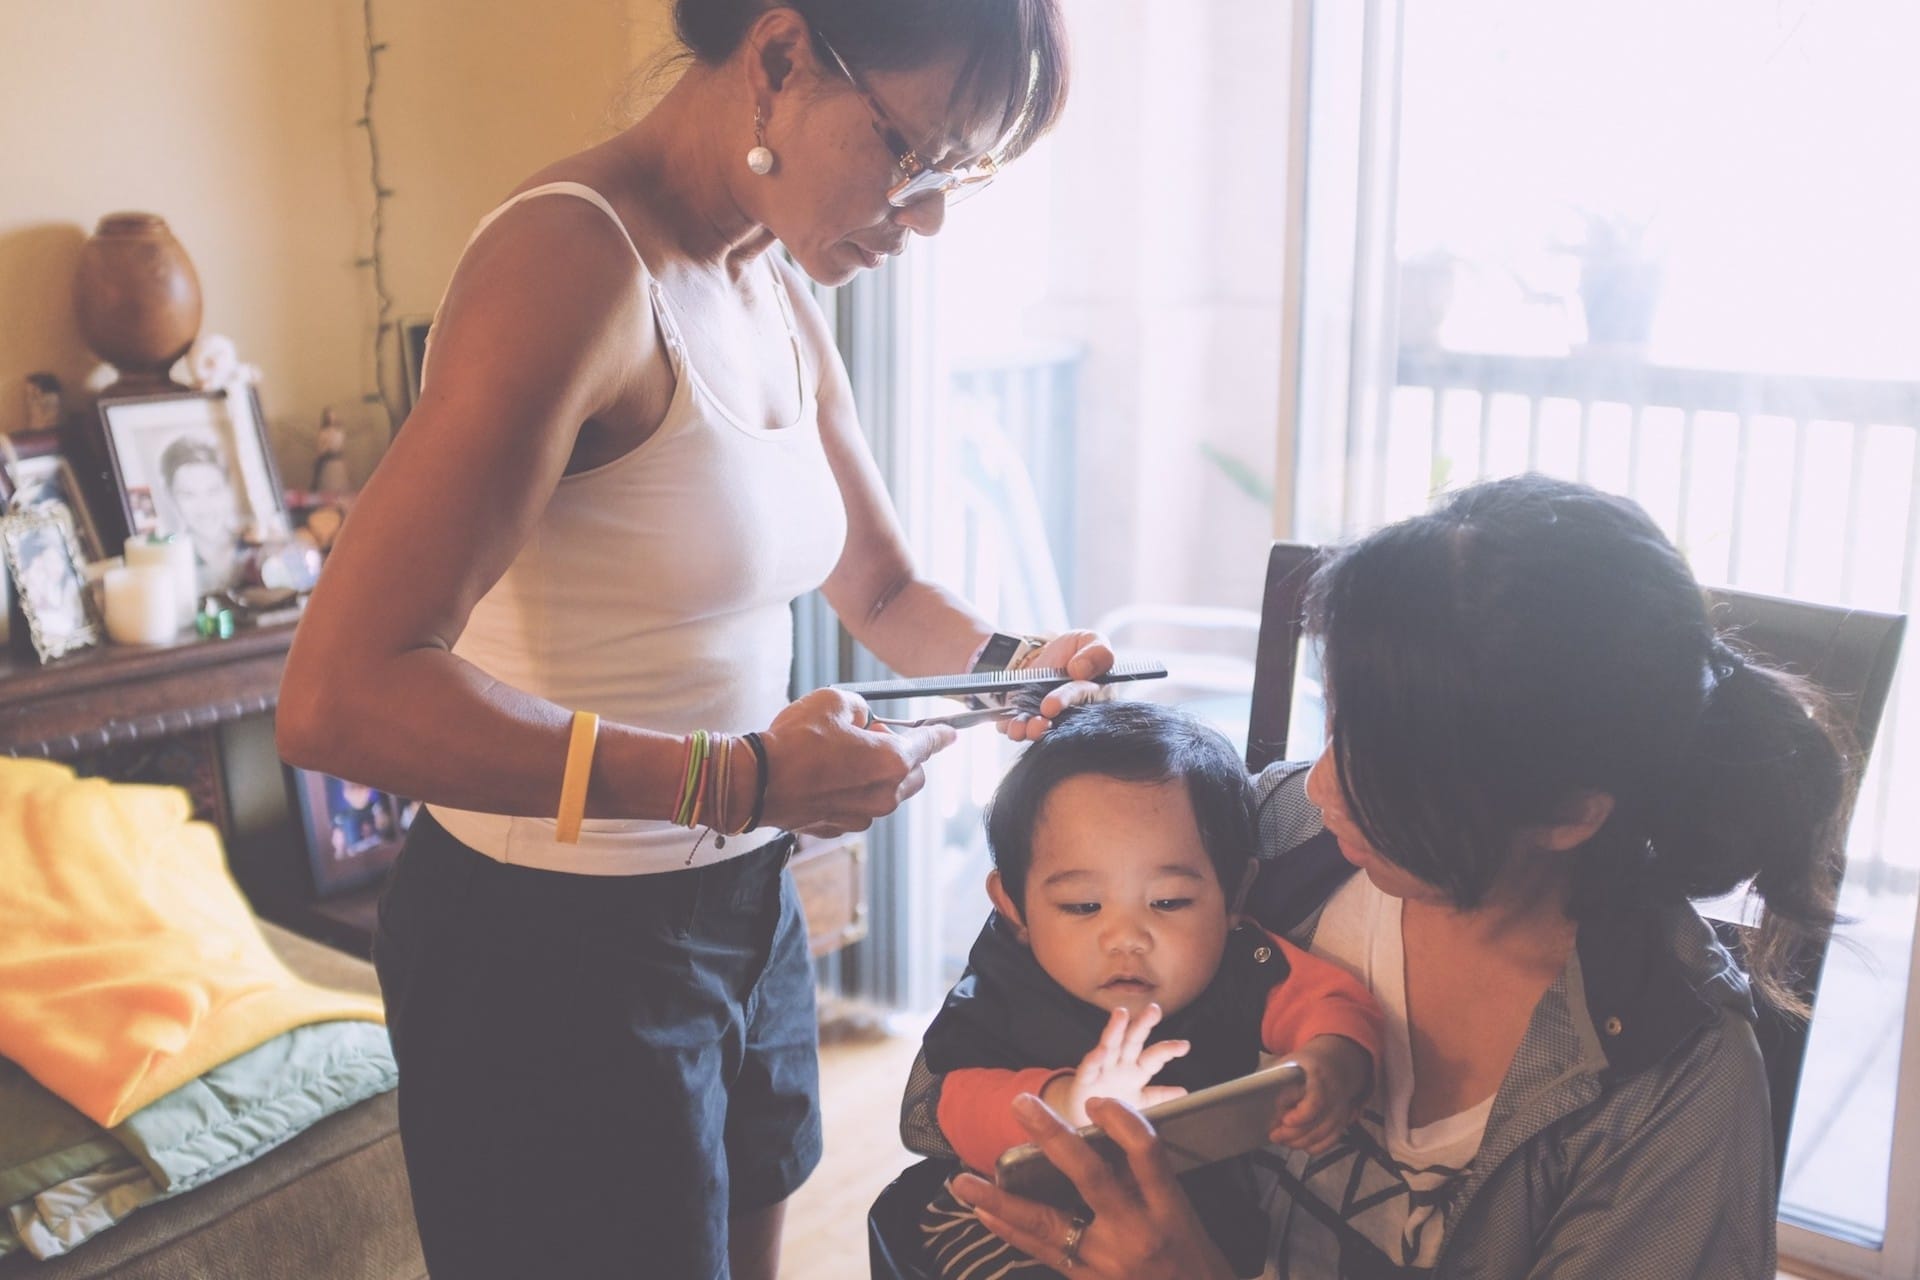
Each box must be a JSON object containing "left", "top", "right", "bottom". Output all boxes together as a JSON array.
[{"left": 892, "top": 191, "right": 947, "bottom": 237}]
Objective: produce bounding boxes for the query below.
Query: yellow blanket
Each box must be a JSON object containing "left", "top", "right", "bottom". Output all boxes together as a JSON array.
[{"left": 0, "top": 759, "right": 384, "bottom": 1126}]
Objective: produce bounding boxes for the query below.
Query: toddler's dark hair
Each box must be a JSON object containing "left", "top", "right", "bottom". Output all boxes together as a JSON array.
[{"left": 984, "top": 700, "right": 1255, "bottom": 912}]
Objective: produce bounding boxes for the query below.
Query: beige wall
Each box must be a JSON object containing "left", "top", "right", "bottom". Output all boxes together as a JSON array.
[{"left": 0, "top": 0, "right": 666, "bottom": 490}]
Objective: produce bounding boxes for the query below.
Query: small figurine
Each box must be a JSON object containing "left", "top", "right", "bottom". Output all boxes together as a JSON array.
[
  {"left": 23, "top": 373, "right": 62, "bottom": 431},
  {"left": 311, "top": 408, "right": 351, "bottom": 494},
  {"left": 294, "top": 502, "right": 347, "bottom": 555}
]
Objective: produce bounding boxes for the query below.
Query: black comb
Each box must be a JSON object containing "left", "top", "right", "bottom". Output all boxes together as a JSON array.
[{"left": 832, "top": 658, "right": 1168, "bottom": 703}]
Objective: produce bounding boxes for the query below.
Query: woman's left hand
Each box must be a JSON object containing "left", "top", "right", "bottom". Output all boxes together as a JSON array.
[
  {"left": 1000, "top": 630, "right": 1115, "bottom": 741},
  {"left": 946, "top": 1093, "right": 1237, "bottom": 1280}
]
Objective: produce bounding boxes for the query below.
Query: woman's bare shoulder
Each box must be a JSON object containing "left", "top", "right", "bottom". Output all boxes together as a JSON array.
[
  {"left": 501, "top": 143, "right": 690, "bottom": 272},
  {"left": 441, "top": 171, "right": 650, "bottom": 336},
  {"left": 507, "top": 138, "right": 633, "bottom": 202}
]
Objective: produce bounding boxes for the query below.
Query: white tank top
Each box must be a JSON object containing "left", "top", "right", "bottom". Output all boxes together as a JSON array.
[{"left": 425, "top": 182, "right": 848, "bottom": 875}]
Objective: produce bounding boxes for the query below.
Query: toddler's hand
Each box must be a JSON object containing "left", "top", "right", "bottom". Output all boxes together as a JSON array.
[
  {"left": 1267, "top": 1033, "right": 1373, "bottom": 1154},
  {"left": 1042, "top": 1004, "right": 1190, "bottom": 1128}
]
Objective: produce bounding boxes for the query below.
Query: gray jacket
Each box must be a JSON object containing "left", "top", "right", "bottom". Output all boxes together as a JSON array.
[{"left": 901, "top": 763, "right": 1777, "bottom": 1279}]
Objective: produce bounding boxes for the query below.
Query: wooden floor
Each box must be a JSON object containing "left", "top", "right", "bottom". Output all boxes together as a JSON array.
[{"left": 779, "top": 1009, "right": 926, "bottom": 1280}]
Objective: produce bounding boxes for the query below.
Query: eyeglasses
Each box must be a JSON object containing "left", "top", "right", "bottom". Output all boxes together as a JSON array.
[{"left": 811, "top": 26, "right": 1001, "bottom": 208}]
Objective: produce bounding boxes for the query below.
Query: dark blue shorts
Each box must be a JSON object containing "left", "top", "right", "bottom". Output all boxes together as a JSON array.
[{"left": 373, "top": 811, "right": 822, "bottom": 1280}]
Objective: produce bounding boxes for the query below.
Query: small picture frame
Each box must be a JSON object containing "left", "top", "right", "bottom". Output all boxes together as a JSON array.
[
  {"left": 0, "top": 506, "right": 102, "bottom": 663},
  {"left": 0, "top": 450, "right": 107, "bottom": 563},
  {"left": 398, "top": 315, "right": 433, "bottom": 419},
  {"left": 287, "top": 766, "right": 411, "bottom": 897},
  {"left": 95, "top": 386, "right": 286, "bottom": 598}
]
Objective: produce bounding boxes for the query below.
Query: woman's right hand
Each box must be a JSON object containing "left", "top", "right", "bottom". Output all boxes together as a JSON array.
[
  {"left": 757, "top": 688, "right": 957, "bottom": 835},
  {"left": 947, "top": 1094, "right": 1237, "bottom": 1280}
]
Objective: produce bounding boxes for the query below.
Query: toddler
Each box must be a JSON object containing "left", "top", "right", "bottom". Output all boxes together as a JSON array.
[{"left": 917, "top": 701, "right": 1384, "bottom": 1278}]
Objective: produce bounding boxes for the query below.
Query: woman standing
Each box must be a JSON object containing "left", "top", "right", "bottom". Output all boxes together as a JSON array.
[{"left": 278, "top": 3, "right": 1093, "bottom": 1276}]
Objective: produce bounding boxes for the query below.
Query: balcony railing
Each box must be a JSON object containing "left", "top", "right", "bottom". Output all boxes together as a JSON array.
[{"left": 1389, "top": 347, "right": 1920, "bottom": 891}]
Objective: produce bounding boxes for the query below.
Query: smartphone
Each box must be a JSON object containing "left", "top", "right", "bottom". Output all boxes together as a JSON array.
[{"left": 992, "top": 1060, "right": 1307, "bottom": 1213}]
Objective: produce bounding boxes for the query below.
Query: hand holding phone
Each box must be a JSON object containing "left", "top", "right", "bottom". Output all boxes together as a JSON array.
[{"left": 994, "top": 1060, "right": 1308, "bottom": 1214}]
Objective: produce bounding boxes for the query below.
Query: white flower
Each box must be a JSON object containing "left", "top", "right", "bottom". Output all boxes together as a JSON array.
[{"left": 188, "top": 335, "right": 240, "bottom": 391}]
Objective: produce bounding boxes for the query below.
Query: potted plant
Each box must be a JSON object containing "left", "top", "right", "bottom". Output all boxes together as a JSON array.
[
  {"left": 1564, "top": 210, "right": 1663, "bottom": 351},
  {"left": 1396, "top": 248, "right": 1461, "bottom": 350}
]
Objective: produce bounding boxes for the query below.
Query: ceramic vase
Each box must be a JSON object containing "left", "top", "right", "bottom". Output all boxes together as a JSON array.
[{"left": 72, "top": 212, "right": 203, "bottom": 390}]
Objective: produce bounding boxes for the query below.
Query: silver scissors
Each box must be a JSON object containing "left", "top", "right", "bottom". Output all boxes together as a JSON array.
[{"left": 871, "top": 706, "right": 1017, "bottom": 730}]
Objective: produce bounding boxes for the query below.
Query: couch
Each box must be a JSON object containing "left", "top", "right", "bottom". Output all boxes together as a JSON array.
[{"left": 0, "top": 923, "right": 422, "bottom": 1280}]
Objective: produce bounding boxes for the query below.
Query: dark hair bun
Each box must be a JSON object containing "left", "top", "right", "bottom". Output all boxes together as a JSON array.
[
  {"left": 674, "top": 0, "right": 758, "bottom": 63},
  {"left": 1649, "top": 656, "right": 1848, "bottom": 922}
]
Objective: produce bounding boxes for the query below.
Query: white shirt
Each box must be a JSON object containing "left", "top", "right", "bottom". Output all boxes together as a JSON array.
[
  {"left": 425, "top": 184, "right": 847, "bottom": 875},
  {"left": 1278, "top": 872, "right": 1493, "bottom": 1271}
]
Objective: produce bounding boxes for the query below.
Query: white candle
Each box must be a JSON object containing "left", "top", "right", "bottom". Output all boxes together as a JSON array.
[
  {"left": 103, "top": 565, "right": 177, "bottom": 646},
  {"left": 124, "top": 534, "right": 198, "bottom": 630}
]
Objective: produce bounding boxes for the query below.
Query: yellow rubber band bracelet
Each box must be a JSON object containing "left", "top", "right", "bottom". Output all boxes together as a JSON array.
[{"left": 555, "top": 710, "right": 601, "bottom": 844}]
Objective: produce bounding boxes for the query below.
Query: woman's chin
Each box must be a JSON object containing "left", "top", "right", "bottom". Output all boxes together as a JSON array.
[{"left": 784, "top": 246, "right": 859, "bottom": 288}]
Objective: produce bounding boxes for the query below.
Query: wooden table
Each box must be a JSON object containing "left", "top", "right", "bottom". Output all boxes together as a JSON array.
[{"left": 0, "top": 622, "right": 294, "bottom": 759}]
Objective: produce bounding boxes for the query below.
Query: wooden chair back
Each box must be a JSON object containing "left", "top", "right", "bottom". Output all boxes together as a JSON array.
[
  {"left": 1701, "top": 586, "right": 1904, "bottom": 1177},
  {"left": 1245, "top": 542, "right": 1322, "bottom": 772}
]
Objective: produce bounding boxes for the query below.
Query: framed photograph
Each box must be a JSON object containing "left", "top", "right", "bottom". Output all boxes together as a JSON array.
[
  {"left": 95, "top": 387, "right": 285, "bottom": 598},
  {"left": 0, "top": 450, "right": 107, "bottom": 562},
  {"left": 287, "top": 767, "right": 409, "bottom": 897},
  {"left": 0, "top": 506, "right": 102, "bottom": 662},
  {"left": 398, "top": 315, "right": 433, "bottom": 419}
]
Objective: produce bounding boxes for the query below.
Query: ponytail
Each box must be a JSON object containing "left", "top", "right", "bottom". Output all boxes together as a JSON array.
[{"left": 1647, "top": 640, "right": 1854, "bottom": 1017}]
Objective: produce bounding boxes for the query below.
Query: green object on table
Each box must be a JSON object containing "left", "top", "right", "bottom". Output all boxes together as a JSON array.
[{"left": 194, "top": 603, "right": 234, "bottom": 640}]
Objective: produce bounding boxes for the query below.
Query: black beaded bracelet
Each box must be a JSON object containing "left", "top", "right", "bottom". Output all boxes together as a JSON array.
[{"left": 741, "top": 731, "right": 770, "bottom": 833}]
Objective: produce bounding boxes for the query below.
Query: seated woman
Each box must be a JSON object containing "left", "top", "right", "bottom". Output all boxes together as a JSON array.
[{"left": 914, "top": 473, "right": 1849, "bottom": 1278}]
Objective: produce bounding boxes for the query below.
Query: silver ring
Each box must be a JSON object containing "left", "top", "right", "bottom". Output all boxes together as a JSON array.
[{"left": 1060, "top": 1214, "right": 1088, "bottom": 1269}]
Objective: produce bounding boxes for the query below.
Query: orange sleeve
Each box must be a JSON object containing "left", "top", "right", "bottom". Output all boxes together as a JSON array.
[
  {"left": 936, "top": 1066, "right": 1074, "bottom": 1174},
  {"left": 1259, "top": 932, "right": 1385, "bottom": 1067}
]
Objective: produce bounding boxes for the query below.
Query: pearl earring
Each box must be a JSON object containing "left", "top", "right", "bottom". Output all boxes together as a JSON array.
[{"left": 746, "top": 108, "right": 775, "bottom": 176}]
